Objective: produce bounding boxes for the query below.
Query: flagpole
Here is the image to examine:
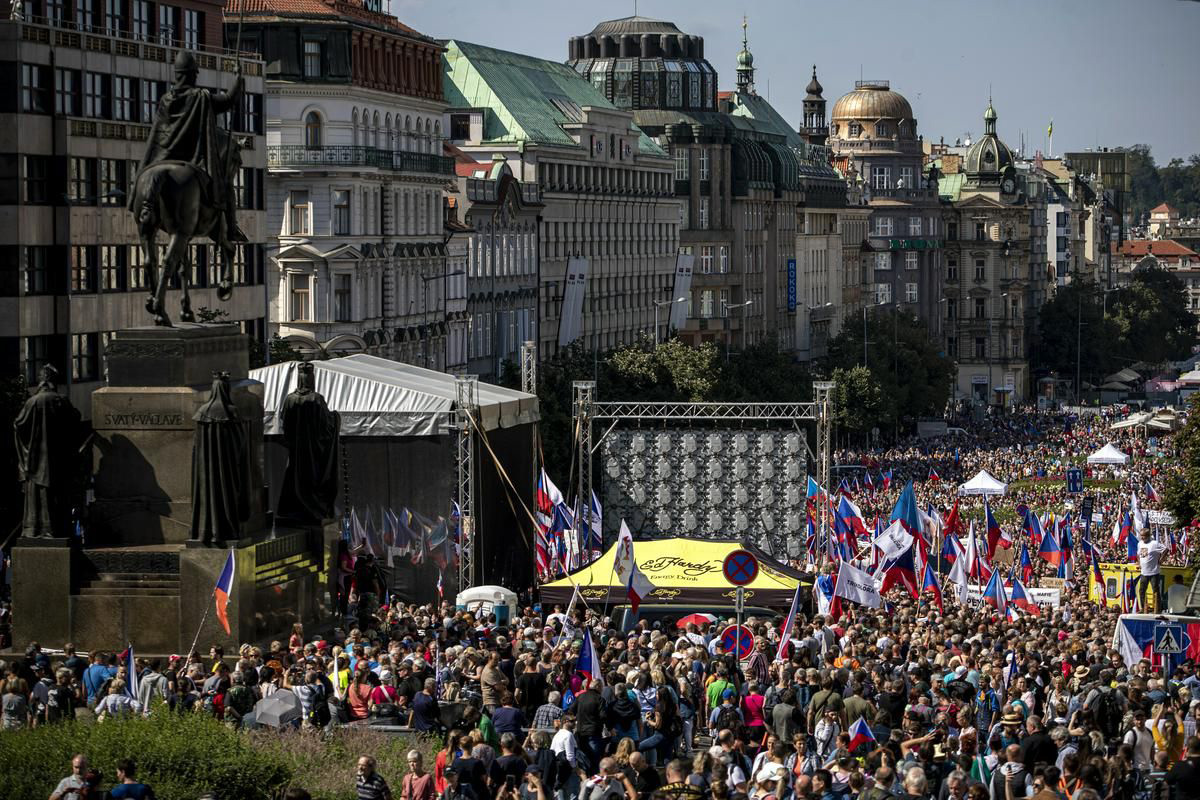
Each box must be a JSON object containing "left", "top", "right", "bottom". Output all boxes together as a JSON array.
[{"left": 186, "top": 585, "right": 219, "bottom": 661}]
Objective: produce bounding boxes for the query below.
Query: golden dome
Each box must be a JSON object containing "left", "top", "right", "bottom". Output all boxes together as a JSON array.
[{"left": 830, "top": 81, "right": 914, "bottom": 121}]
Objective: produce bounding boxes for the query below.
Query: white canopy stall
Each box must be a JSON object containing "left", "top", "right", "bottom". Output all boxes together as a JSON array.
[
  {"left": 958, "top": 469, "right": 1008, "bottom": 496},
  {"left": 1086, "top": 442, "right": 1130, "bottom": 465}
]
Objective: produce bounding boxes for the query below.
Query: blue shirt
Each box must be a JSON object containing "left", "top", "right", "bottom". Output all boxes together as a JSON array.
[
  {"left": 110, "top": 783, "right": 156, "bottom": 799},
  {"left": 491, "top": 704, "right": 525, "bottom": 735},
  {"left": 84, "top": 664, "right": 115, "bottom": 702}
]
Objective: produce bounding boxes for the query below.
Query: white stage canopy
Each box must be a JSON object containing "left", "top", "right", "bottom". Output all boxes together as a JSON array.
[
  {"left": 1086, "top": 442, "right": 1130, "bottom": 465},
  {"left": 252, "top": 354, "right": 540, "bottom": 437},
  {"left": 958, "top": 469, "right": 1007, "bottom": 496}
]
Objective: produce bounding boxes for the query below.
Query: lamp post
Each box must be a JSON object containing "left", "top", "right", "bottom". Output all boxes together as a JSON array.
[
  {"left": 652, "top": 297, "right": 687, "bottom": 345},
  {"left": 724, "top": 299, "right": 753, "bottom": 363}
]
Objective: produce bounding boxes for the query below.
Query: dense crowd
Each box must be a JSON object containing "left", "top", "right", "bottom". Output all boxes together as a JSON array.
[{"left": 3, "top": 404, "right": 1200, "bottom": 800}]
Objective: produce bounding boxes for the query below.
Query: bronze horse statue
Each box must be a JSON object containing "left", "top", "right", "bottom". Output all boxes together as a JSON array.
[{"left": 133, "top": 143, "right": 241, "bottom": 326}]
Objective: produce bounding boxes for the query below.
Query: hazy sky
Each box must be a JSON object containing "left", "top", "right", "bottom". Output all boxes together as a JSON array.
[{"left": 396, "top": 0, "right": 1199, "bottom": 163}]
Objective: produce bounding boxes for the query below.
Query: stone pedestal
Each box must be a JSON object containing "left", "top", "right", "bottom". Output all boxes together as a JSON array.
[
  {"left": 90, "top": 325, "right": 266, "bottom": 545},
  {"left": 10, "top": 541, "right": 73, "bottom": 650}
]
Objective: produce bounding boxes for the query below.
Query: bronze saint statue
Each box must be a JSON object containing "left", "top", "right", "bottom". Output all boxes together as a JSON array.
[
  {"left": 14, "top": 365, "right": 81, "bottom": 538},
  {"left": 128, "top": 50, "right": 244, "bottom": 326},
  {"left": 190, "top": 372, "right": 250, "bottom": 546},
  {"left": 276, "top": 362, "right": 341, "bottom": 527}
]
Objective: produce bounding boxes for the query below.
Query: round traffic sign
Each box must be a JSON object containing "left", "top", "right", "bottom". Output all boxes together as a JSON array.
[
  {"left": 721, "top": 624, "right": 755, "bottom": 659},
  {"left": 722, "top": 549, "right": 759, "bottom": 586}
]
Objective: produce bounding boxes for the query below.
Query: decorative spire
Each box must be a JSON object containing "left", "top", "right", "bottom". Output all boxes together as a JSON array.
[{"left": 736, "top": 15, "right": 755, "bottom": 94}]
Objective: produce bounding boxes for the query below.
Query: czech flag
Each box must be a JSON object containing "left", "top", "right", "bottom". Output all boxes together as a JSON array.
[
  {"left": 943, "top": 499, "right": 964, "bottom": 537},
  {"left": 890, "top": 481, "right": 923, "bottom": 537},
  {"left": 1088, "top": 548, "right": 1104, "bottom": 604},
  {"left": 837, "top": 495, "right": 869, "bottom": 539},
  {"left": 1038, "top": 526, "right": 1063, "bottom": 567},
  {"left": 848, "top": 717, "right": 877, "bottom": 753},
  {"left": 1115, "top": 616, "right": 1200, "bottom": 673},
  {"left": 117, "top": 644, "right": 140, "bottom": 701},
  {"left": 982, "top": 568, "right": 1008, "bottom": 616},
  {"left": 775, "top": 584, "right": 803, "bottom": 662},
  {"left": 807, "top": 476, "right": 824, "bottom": 500},
  {"left": 941, "top": 531, "right": 963, "bottom": 564},
  {"left": 928, "top": 466, "right": 941, "bottom": 482},
  {"left": 1145, "top": 482, "right": 1160, "bottom": 504},
  {"left": 1112, "top": 511, "right": 1129, "bottom": 548},
  {"left": 1019, "top": 543, "right": 1035, "bottom": 583},
  {"left": 214, "top": 548, "right": 235, "bottom": 635},
  {"left": 879, "top": 544, "right": 919, "bottom": 599},
  {"left": 577, "top": 628, "right": 603, "bottom": 687},
  {"left": 1024, "top": 509, "right": 1045, "bottom": 550},
  {"left": 985, "top": 501, "right": 1009, "bottom": 559},
  {"left": 881, "top": 469, "right": 893, "bottom": 493},
  {"left": 837, "top": 478, "right": 853, "bottom": 498},
  {"left": 921, "top": 562, "right": 944, "bottom": 612},
  {"left": 805, "top": 509, "right": 818, "bottom": 564},
  {"left": 1009, "top": 576, "right": 1040, "bottom": 615},
  {"left": 1127, "top": 521, "right": 1139, "bottom": 562},
  {"left": 863, "top": 471, "right": 875, "bottom": 494}
]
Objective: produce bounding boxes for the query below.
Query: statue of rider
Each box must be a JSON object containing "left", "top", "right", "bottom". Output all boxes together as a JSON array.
[{"left": 129, "top": 50, "right": 246, "bottom": 244}]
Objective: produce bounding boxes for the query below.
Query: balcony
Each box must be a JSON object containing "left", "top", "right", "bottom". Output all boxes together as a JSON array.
[
  {"left": 267, "top": 145, "right": 454, "bottom": 175},
  {"left": 867, "top": 187, "right": 936, "bottom": 201}
]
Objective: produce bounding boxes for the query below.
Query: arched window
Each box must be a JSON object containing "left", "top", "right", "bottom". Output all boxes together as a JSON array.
[
  {"left": 404, "top": 115, "right": 412, "bottom": 150},
  {"left": 433, "top": 120, "right": 441, "bottom": 153},
  {"left": 424, "top": 118, "right": 432, "bottom": 153},
  {"left": 351, "top": 109, "right": 358, "bottom": 146},
  {"left": 372, "top": 111, "right": 380, "bottom": 149},
  {"left": 385, "top": 112, "right": 393, "bottom": 150},
  {"left": 874, "top": 121, "right": 889, "bottom": 138},
  {"left": 305, "top": 111, "right": 322, "bottom": 148}
]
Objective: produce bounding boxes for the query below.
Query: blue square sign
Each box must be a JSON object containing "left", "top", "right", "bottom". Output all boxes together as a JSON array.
[
  {"left": 1066, "top": 468, "right": 1084, "bottom": 494},
  {"left": 1154, "top": 624, "right": 1184, "bottom": 655}
]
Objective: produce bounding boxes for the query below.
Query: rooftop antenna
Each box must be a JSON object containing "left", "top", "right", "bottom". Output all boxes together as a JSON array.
[{"left": 634, "top": 0, "right": 637, "bottom": 15}]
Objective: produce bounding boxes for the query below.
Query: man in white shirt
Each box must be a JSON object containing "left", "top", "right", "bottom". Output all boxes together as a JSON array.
[
  {"left": 1168, "top": 573, "right": 1190, "bottom": 614},
  {"left": 1137, "top": 530, "right": 1169, "bottom": 612}
]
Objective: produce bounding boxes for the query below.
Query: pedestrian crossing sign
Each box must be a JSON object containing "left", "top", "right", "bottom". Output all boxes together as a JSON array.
[{"left": 1154, "top": 623, "right": 1183, "bottom": 655}]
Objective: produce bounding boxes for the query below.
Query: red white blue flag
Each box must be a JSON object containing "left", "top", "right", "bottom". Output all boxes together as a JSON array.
[
  {"left": 214, "top": 549, "right": 235, "bottom": 635},
  {"left": 848, "top": 717, "right": 877, "bottom": 753},
  {"left": 577, "top": 627, "right": 603, "bottom": 687}
]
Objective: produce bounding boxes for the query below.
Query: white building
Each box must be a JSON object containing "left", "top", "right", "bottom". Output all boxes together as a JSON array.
[{"left": 239, "top": 1, "right": 464, "bottom": 368}]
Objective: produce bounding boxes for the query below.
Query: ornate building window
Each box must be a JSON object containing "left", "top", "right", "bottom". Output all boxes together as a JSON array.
[
  {"left": 305, "top": 112, "right": 322, "bottom": 148},
  {"left": 875, "top": 121, "right": 889, "bottom": 137},
  {"left": 848, "top": 122, "right": 862, "bottom": 137}
]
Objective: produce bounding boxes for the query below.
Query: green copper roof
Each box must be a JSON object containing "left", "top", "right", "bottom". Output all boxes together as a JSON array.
[
  {"left": 442, "top": 39, "right": 664, "bottom": 156},
  {"left": 938, "top": 173, "right": 965, "bottom": 202},
  {"left": 725, "top": 90, "right": 804, "bottom": 149}
]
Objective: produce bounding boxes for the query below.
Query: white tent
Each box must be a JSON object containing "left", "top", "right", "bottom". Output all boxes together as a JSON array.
[
  {"left": 251, "top": 354, "right": 540, "bottom": 437},
  {"left": 958, "top": 469, "right": 1007, "bottom": 496},
  {"left": 1086, "top": 442, "right": 1129, "bottom": 465}
]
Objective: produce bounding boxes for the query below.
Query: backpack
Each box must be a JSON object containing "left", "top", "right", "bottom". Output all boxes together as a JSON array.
[
  {"left": 1097, "top": 689, "right": 1123, "bottom": 740},
  {"left": 306, "top": 685, "right": 331, "bottom": 728},
  {"left": 715, "top": 704, "right": 745, "bottom": 739}
]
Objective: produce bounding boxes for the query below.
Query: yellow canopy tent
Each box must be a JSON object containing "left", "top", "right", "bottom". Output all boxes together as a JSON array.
[{"left": 539, "top": 537, "right": 811, "bottom": 608}]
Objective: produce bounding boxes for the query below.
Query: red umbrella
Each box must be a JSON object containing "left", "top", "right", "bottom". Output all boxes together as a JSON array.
[{"left": 675, "top": 613, "right": 717, "bottom": 629}]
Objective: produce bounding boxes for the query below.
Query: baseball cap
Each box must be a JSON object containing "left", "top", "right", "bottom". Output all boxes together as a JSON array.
[{"left": 722, "top": 688, "right": 735, "bottom": 699}]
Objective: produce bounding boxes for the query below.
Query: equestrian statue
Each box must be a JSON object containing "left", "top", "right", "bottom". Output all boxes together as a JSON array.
[{"left": 128, "top": 50, "right": 245, "bottom": 326}]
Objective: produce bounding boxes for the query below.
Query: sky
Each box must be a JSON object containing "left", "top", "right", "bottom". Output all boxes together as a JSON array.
[{"left": 395, "top": 0, "right": 1200, "bottom": 164}]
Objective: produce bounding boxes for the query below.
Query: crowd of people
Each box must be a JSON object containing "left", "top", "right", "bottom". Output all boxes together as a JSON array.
[{"left": 3, "top": 405, "right": 1200, "bottom": 800}]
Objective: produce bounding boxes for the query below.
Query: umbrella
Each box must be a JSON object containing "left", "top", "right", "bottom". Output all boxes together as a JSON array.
[
  {"left": 676, "top": 613, "right": 717, "bottom": 629},
  {"left": 253, "top": 689, "right": 302, "bottom": 728}
]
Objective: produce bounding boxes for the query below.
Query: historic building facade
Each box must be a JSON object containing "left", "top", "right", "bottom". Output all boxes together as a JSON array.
[
  {"left": 566, "top": 16, "right": 845, "bottom": 355},
  {"left": 1, "top": 1, "right": 267, "bottom": 413},
  {"left": 938, "top": 104, "right": 1031, "bottom": 406},
  {"left": 451, "top": 154, "right": 543, "bottom": 381},
  {"left": 829, "top": 80, "right": 944, "bottom": 342},
  {"left": 235, "top": 0, "right": 463, "bottom": 368},
  {"left": 443, "top": 38, "right": 680, "bottom": 361}
]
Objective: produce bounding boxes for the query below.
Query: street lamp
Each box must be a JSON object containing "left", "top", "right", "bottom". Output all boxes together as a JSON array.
[
  {"left": 421, "top": 269, "right": 466, "bottom": 370},
  {"left": 724, "top": 299, "right": 753, "bottom": 363},
  {"left": 652, "top": 297, "right": 687, "bottom": 345}
]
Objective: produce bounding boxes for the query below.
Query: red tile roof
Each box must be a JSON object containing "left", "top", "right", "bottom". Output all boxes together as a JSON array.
[
  {"left": 225, "top": 0, "right": 420, "bottom": 35},
  {"left": 1113, "top": 239, "right": 1198, "bottom": 258},
  {"left": 455, "top": 162, "right": 488, "bottom": 178},
  {"left": 1151, "top": 202, "right": 1179, "bottom": 215}
]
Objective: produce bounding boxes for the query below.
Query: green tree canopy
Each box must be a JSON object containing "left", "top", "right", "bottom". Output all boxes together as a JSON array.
[
  {"left": 1108, "top": 268, "right": 1197, "bottom": 365},
  {"left": 825, "top": 310, "right": 954, "bottom": 432},
  {"left": 1165, "top": 393, "right": 1200, "bottom": 528},
  {"left": 1031, "top": 279, "right": 1122, "bottom": 386},
  {"left": 830, "top": 365, "right": 890, "bottom": 436}
]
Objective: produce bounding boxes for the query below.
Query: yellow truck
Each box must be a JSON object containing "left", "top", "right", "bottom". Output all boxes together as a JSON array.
[{"left": 1088, "top": 562, "right": 1195, "bottom": 611}]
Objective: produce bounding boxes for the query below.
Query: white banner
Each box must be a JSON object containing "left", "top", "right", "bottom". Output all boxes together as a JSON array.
[
  {"left": 834, "top": 561, "right": 882, "bottom": 608},
  {"left": 1147, "top": 510, "right": 1176, "bottom": 526},
  {"left": 669, "top": 254, "right": 694, "bottom": 331},
  {"left": 557, "top": 257, "right": 589, "bottom": 347},
  {"left": 965, "top": 584, "right": 1062, "bottom": 607},
  {"left": 873, "top": 520, "right": 914, "bottom": 559}
]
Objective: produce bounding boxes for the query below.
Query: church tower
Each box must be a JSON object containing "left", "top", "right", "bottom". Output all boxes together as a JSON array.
[
  {"left": 735, "top": 16, "right": 755, "bottom": 94},
  {"left": 801, "top": 65, "right": 827, "bottom": 147}
]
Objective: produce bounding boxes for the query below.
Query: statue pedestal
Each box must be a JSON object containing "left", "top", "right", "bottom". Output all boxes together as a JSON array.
[{"left": 90, "top": 325, "right": 266, "bottom": 545}]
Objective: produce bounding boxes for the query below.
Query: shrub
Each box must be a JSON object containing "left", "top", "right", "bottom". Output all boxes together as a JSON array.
[
  {"left": 0, "top": 710, "right": 441, "bottom": 800},
  {"left": 0, "top": 711, "right": 289, "bottom": 800}
]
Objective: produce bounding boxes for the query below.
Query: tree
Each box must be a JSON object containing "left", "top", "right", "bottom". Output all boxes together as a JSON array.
[
  {"left": 1165, "top": 393, "right": 1200, "bottom": 528},
  {"left": 1108, "top": 268, "right": 1197, "bottom": 365},
  {"left": 1031, "top": 280, "right": 1122, "bottom": 387},
  {"left": 825, "top": 310, "right": 954, "bottom": 431},
  {"left": 715, "top": 340, "right": 812, "bottom": 402},
  {"left": 830, "top": 365, "right": 890, "bottom": 437}
]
